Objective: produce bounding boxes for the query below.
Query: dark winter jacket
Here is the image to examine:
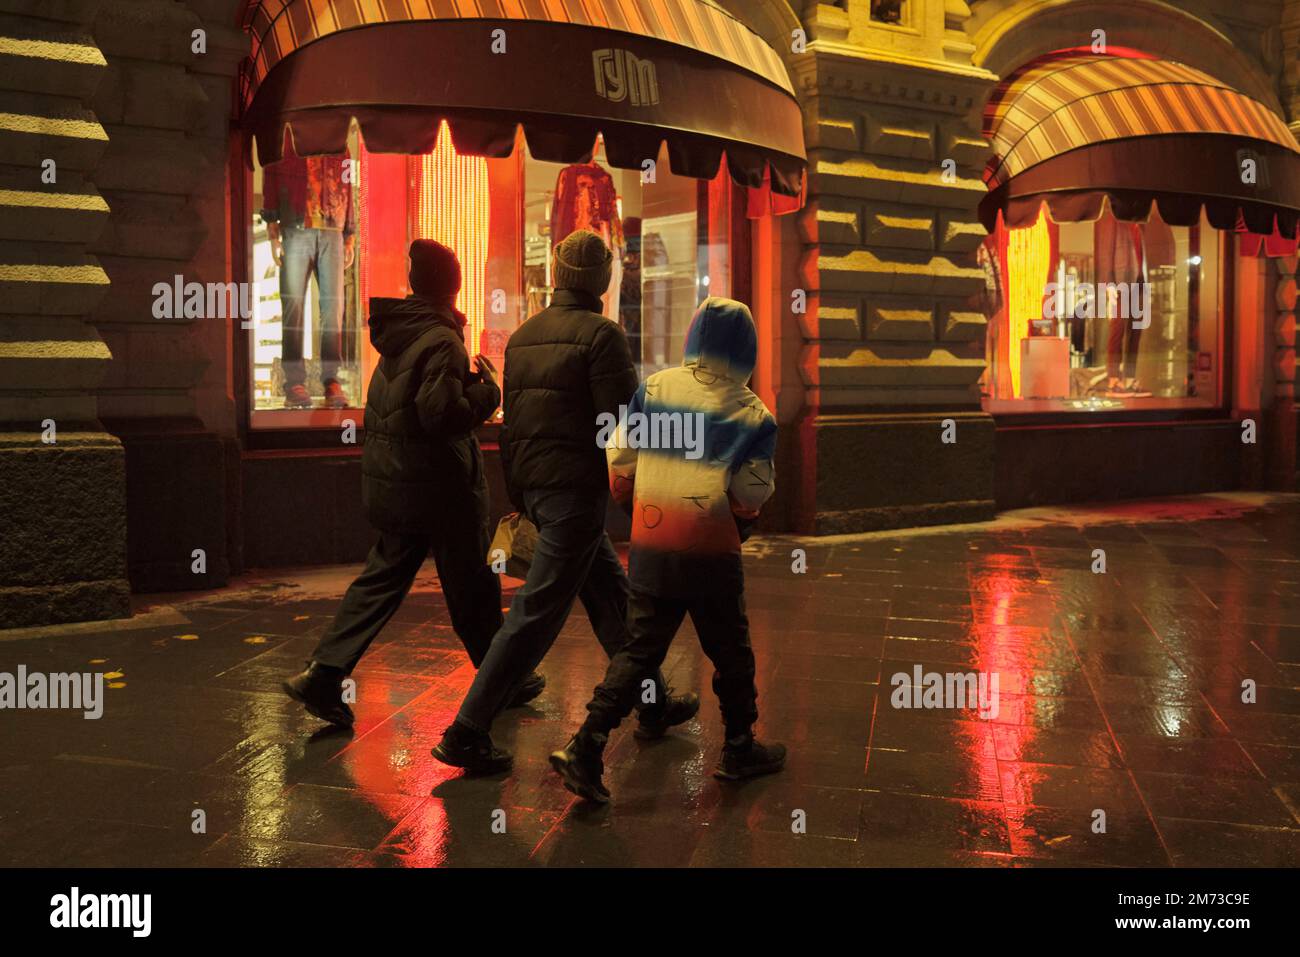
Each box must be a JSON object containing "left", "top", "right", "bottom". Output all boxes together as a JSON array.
[
  {"left": 361, "top": 296, "right": 500, "bottom": 535},
  {"left": 499, "top": 288, "right": 638, "bottom": 506}
]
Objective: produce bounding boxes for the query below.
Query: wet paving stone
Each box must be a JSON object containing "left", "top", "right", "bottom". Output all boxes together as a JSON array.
[
  {"left": 1158, "top": 819, "right": 1300, "bottom": 867},
  {"left": 1003, "top": 804, "right": 1168, "bottom": 866},
  {"left": 993, "top": 726, "right": 1124, "bottom": 769},
  {"left": 1130, "top": 773, "right": 1297, "bottom": 827},
  {"left": 999, "top": 762, "right": 1148, "bottom": 813},
  {"left": 2, "top": 494, "right": 1299, "bottom": 866}
]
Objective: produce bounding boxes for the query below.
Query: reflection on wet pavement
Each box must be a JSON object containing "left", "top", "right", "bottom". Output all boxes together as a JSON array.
[{"left": 2, "top": 494, "right": 1298, "bottom": 867}]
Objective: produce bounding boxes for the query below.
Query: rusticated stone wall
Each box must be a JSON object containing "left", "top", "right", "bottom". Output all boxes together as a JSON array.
[
  {"left": 790, "top": 0, "right": 999, "bottom": 531},
  {"left": 87, "top": 0, "right": 245, "bottom": 592},
  {"left": 0, "top": 0, "right": 130, "bottom": 627}
]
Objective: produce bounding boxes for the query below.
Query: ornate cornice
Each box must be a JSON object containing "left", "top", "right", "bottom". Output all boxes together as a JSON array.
[{"left": 789, "top": 43, "right": 998, "bottom": 116}]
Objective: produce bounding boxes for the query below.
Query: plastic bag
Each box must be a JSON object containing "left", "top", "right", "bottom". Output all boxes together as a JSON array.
[{"left": 488, "top": 512, "right": 539, "bottom": 578}]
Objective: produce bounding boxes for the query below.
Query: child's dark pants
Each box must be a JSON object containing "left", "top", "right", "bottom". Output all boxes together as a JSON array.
[{"left": 581, "top": 587, "right": 758, "bottom": 740}]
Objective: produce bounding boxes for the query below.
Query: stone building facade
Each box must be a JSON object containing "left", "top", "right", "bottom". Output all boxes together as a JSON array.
[{"left": 2, "top": 0, "right": 1296, "bottom": 627}]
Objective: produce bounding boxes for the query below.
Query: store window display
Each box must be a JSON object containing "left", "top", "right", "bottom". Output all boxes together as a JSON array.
[
  {"left": 260, "top": 148, "right": 355, "bottom": 408},
  {"left": 550, "top": 162, "right": 625, "bottom": 318},
  {"left": 980, "top": 203, "right": 1224, "bottom": 413},
  {"left": 247, "top": 125, "right": 731, "bottom": 430},
  {"left": 250, "top": 133, "right": 365, "bottom": 424}
]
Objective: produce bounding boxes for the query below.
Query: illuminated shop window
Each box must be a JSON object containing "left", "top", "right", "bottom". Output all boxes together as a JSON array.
[
  {"left": 249, "top": 127, "right": 365, "bottom": 426},
  {"left": 247, "top": 123, "right": 731, "bottom": 429},
  {"left": 979, "top": 203, "right": 1225, "bottom": 414}
]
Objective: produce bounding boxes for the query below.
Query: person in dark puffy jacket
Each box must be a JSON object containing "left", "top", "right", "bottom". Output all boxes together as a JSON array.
[
  {"left": 283, "top": 240, "right": 542, "bottom": 727},
  {"left": 432, "top": 229, "right": 698, "bottom": 773}
]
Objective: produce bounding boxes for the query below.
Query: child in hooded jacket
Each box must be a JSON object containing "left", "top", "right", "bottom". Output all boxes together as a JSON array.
[{"left": 549, "top": 297, "right": 786, "bottom": 802}]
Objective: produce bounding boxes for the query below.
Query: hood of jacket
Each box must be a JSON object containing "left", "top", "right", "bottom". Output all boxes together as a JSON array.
[
  {"left": 368, "top": 296, "right": 465, "bottom": 358},
  {"left": 682, "top": 297, "right": 757, "bottom": 382}
]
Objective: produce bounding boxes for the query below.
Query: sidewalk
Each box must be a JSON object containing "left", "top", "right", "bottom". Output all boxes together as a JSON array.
[{"left": 2, "top": 492, "right": 1298, "bottom": 867}]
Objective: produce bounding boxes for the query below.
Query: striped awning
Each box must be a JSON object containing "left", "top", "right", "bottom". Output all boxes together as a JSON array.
[
  {"left": 236, "top": 0, "right": 805, "bottom": 206},
  {"left": 240, "top": 0, "right": 794, "bottom": 100},
  {"left": 980, "top": 50, "right": 1300, "bottom": 241}
]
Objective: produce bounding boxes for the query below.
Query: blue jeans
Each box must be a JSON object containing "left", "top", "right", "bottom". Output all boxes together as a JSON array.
[
  {"left": 455, "top": 487, "right": 668, "bottom": 733},
  {"left": 279, "top": 226, "right": 344, "bottom": 388}
]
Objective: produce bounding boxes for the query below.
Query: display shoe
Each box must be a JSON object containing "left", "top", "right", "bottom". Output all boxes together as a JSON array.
[
  {"left": 284, "top": 383, "right": 312, "bottom": 408},
  {"left": 323, "top": 380, "right": 348, "bottom": 409}
]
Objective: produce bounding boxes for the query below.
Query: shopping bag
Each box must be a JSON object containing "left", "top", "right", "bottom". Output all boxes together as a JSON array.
[{"left": 488, "top": 512, "right": 538, "bottom": 578}]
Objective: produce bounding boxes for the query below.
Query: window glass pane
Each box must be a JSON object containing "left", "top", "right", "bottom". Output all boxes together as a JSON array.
[
  {"left": 247, "top": 127, "right": 731, "bottom": 430},
  {"left": 250, "top": 127, "right": 365, "bottom": 427},
  {"left": 980, "top": 203, "right": 1224, "bottom": 413}
]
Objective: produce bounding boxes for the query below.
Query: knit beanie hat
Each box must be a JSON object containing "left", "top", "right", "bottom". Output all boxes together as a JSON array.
[
  {"left": 408, "top": 239, "right": 461, "bottom": 301},
  {"left": 553, "top": 229, "right": 612, "bottom": 299}
]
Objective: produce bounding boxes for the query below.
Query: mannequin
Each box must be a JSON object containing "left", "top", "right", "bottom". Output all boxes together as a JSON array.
[
  {"left": 550, "top": 162, "right": 624, "bottom": 317},
  {"left": 261, "top": 144, "right": 355, "bottom": 409}
]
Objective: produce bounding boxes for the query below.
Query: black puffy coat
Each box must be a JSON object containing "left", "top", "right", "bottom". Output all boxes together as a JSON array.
[
  {"left": 499, "top": 289, "right": 638, "bottom": 506},
  {"left": 361, "top": 296, "right": 500, "bottom": 535}
]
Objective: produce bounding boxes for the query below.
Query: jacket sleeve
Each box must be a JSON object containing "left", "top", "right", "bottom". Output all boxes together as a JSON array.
[
  {"left": 413, "top": 334, "right": 481, "bottom": 437},
  {"left": 498, "top": 355, "right": 523, "bottom": 513},
  {"left": 727, "top": 413, "right": 777, "bottom": 519},
  {"left": 588, "top": 320, "right": 639, "bottom": 422},
  {"left": 606, "top": 381, "right": 644, "bottom": 510}
]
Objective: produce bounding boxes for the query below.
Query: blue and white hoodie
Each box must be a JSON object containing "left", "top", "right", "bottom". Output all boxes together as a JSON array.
[{"left": 605, "top": 297, "right": 776, "bottom": 597}]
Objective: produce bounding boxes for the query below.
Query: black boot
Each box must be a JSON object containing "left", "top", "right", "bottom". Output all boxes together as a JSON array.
[
  {"left": 549, "top": 732, "right": 610, "bottom": 804},
  {"left": 714, "top": 733, "right": 786, "bottom": 781},
  {"left": 431, "top": 721, "right": 513, "bottom": 774},
  {"left": 633, "top": 690, "right": 702, "bottom": 740},
  {"left": 282, "top": 661, "right": 354, "bottom": 728},
  {"left": 507, "top": 671, "right": 546, "bottom": 709}
]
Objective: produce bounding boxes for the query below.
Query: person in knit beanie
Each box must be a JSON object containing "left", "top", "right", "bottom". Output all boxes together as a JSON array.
[
  {"left": 408, "top": 239, "right": 462, "bottom": 303},
  {"left": 433, "top": 228, "right": 698, "bottom": 774},
  {"left": 552, "top": 229, "right": 613, "bottom": 300},
  {"left": 284, "top": 235, "right": 553, "bottom": 731}
]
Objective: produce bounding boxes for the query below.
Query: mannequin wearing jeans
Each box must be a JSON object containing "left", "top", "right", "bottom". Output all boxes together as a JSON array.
[
  {"left": 277, "top": 225, "right": 345, "bottom": 399},
  {"left": 261, "top": 149, "right": 355, "bottom": 408}
]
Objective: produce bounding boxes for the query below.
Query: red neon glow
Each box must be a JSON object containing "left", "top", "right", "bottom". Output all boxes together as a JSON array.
[
  {"left": 358, "top": 139, "right": 369, "bottom": 323},
  {"left": 409, "top": 122, "right": 490, "bottom": 354}
]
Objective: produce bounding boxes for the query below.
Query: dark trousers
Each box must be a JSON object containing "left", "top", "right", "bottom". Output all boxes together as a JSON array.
[
  {"left": 454, "top": 487, "right": 667, "bottom": 733},
  {"left": 312, "top": 526, "right": 502, "bottom": 674},
  {"left": 583, "top": 588, "right": 758, "bottom": 740}
]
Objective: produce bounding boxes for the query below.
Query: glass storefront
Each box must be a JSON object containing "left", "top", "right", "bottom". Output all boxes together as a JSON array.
[
  {"left": 247, "top": 124, "right": 733, "bottom": 429},
  {"left": 979, "top": 203, "right": 1226, "bottom": 414}
]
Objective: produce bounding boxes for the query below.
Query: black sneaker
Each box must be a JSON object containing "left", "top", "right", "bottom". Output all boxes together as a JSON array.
[
  {"left": 633, "top": 690, "right": 701, "bottom": 740},
  {"left": 282, "top": 662, "right": 354, "bottom": 728},
  {"left": 549, "top": 734, "right": 610, "bottom": 804},
  {"left": 507, "top": 671, "right": 546, "bottom": 709},
  {"left": 431, "top": 724, "right": 513, "bottom": 775},
  {"left": 714, "top": 737, "right": 787, "bottom": 781}
]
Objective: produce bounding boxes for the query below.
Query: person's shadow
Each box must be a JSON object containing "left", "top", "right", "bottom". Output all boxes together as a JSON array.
[
  {"left": 425, "top": 773, "right": 542, "bottom": 867},
  {"left": 531, "top": 733, "right": 714, "bottom": 867}
]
